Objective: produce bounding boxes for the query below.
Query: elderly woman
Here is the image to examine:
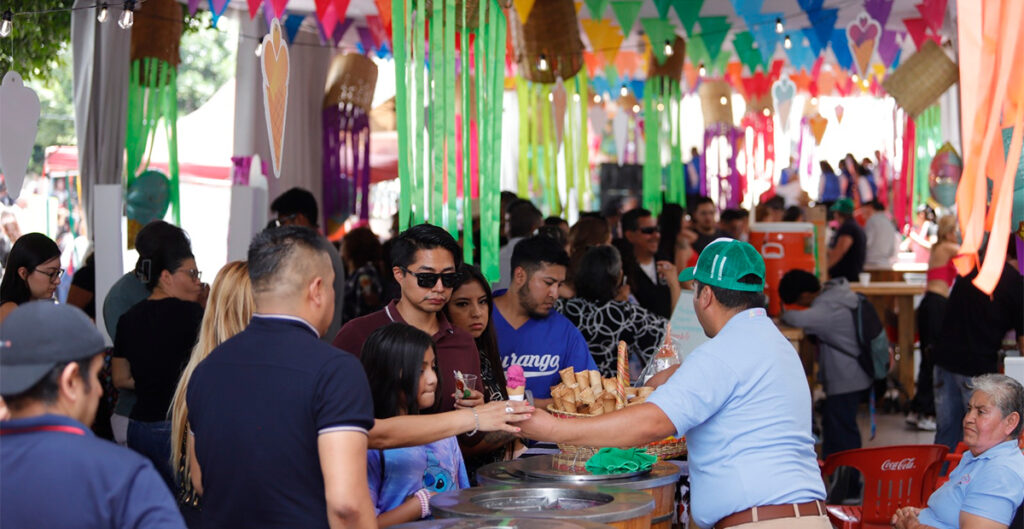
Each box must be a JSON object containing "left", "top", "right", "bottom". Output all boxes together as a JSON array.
[{"left": 892, "top": 374, "right": 1024, "bottom": 529}]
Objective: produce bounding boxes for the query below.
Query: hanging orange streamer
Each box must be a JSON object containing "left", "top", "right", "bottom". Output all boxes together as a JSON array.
[{"left": 954, "top": 0, "right": 1024, "bottom": 294}]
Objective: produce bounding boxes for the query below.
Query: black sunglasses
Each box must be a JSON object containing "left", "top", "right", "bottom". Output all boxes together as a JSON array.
[
  {"left": 639, "top": 226, "right": 660, "bottom": 235},
  {"left": 401, "top": 267, "right": 460, "bottom": 288}
]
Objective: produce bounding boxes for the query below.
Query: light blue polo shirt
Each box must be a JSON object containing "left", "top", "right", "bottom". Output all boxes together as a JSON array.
[
  {"left": 918, "top": 440, "right": 1024, "bottom": 528},
  {"left": 647, "top": 308, "right": 826, "bottom": 528}
]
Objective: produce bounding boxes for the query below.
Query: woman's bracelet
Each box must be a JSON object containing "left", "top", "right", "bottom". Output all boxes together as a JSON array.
[
  {"left": 466, "top": 407, "right": 480, "bottom": 437},
  {"left": 415, "top": 488, "right": 431, "bottom": 518}
]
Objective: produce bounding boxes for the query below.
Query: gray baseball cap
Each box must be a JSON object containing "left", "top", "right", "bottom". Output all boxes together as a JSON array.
[{"left": 0, "top": 301, "right": 106, "bottom": 395}]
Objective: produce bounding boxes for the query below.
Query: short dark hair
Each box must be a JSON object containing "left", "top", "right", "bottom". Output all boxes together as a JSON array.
[
  {"left": 1, "top": 356, "right": 94, "bottom": 407},
  {"left": 621, "top": 208, "right": 652, "bottom": 232},
  {"left": 689, "top": 196, "right": 714, "bottom": 215},
  {"left": 783, "top": 206, "right": 804, "bottom": 222},
  {"left": 720, "top": 208, "right": 747, "bottom": 223},
  {"left": 507, "top": 200, "right": 543, "bottom": 238},
  {"left": 544, "top": 216, "right": 568, "bottom": 228},
  {"left": 765, "top": 196, "right": 785, "bottom": 211},
  {"left": 341, "top": 226, "right": 382, "bottom": 269},
  {"left": 695, "top": 274, "right": 766, "bottom": 310},
  {"left": 511, "top": 234, "right": 569, "bottom": 276},
  {"left": 0, "top": 233, "right": 61, "bottom": 305},
  {"left": 575, "top": 245, "right": 622, "bottom": 304},
  {"left": 248, "top": 226, "right": 331, "bottom": 294},
  {"left": 360, "top": 323, "right": 437, "bottom": 418},
  {"left": 537, "top": 225, "right": 567, "bottom": 249},
  {"left": 870, "top": 200, "right": 885, "bottom": 211},
  {"left": 271, "top": 187, "right": 319, "bottom": 227},
  {"left": 778, "top": 269, "right": 821, "bottom": 305},
  {"left": 389, "top": 224, "right": 462, "bottom": 269}
]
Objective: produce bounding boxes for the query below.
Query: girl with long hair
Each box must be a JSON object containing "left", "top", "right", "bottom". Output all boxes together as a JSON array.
[
  {"left": 443, "top": 264, "right": 516, "bottom": 478},
  {"left": 362, "top": 323, "right": 470, "bottom": 527},
  {"left": 0, "top": 233, "right": 62, "bottom": 322},
  {"left": 169, "top": 261, "right": 253, "bottom": 518}
]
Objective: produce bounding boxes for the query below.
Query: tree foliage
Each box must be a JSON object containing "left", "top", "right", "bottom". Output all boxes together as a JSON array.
[
  {"left": 178, "top": 10, "right": 235, "bottom": 114},
  {"left": 0, "top": 0, "right": 74, "bottom": 83}
]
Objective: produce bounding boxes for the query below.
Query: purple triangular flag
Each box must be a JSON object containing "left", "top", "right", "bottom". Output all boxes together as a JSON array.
[
  {"left": 208, "top": 0, "right": 229, "bottom": 27},
  {"left": 877, "top": 29, "right": 903, "bottom": 68},
  {"left": 357, "top": 27, "right": 375, "bottom": 52},
  {"left": 188, "top": 0, "right": 201, "bottom": 15}
]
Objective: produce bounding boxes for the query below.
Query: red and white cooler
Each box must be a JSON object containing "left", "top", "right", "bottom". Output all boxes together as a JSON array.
[{"left": 749, "top": 222, "right": 818, "bottom": 316}]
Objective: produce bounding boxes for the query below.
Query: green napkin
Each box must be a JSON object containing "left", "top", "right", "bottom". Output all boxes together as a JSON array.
[{"left": 584, "top": 448, "right": 657, "bottom": 475}]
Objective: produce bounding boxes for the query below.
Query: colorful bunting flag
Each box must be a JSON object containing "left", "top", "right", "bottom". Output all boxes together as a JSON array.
[
  {"left": 805, "top": 8, "right": 837, "bottom": 53},
  {"left": 247, "top": 0, "right": 261, "bottom": 19},
  {"left": 672, "top": 0, "right": 703, "bottom": 35},
  {"left": 513, "top": 0, "right": 537, "bottom": 25},
  {"left": 208, "top": 0, "right": 229, "bottom": 27},
  {"left": 830, "top": 28, "right": 854, "bottom": 70},
  {"left": 698, "top": 16, "right": 731, "bottom": 65},
  {"left": 687, "top": 34, "right": 711, "bottom": 69},
  {"left": 733, "top": 31, "right": 762, "bottom": 72},
  {"left": 640, "top": 17, "right": 678, "bottom": 64},
  {"left": 864, "top": 0, "right": 894, "bottom": 25},
  {"left": 582, "top": 19, "right": 625, "bottom": 66},
  {"left": 610, "top": 0, "right": 643, "bottom": 36},
  {"left": 915, "top": 0, "right": 947, "bottom": 34},
  {"left": 584, "top": 0, "right": 609, "bottom": 20},
  {"left": 187, "top": 0, "right": 200, "bottom": 15},
  {"left": 877, "top": 29, "right": 903, "bottom": 67},
  {"left": 653, "top": 0, "right": 671, "bottom": 20},
  {"left": 284, "top": 14, "right": 305, "bottom": 44}
]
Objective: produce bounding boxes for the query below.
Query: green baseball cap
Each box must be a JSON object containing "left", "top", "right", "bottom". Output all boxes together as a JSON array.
[
  {"left": 678, "top": 238, "right": 766, "bottom": 292},
  {"left": 830, "top": 198, "right": 855, "bottom": 215}
]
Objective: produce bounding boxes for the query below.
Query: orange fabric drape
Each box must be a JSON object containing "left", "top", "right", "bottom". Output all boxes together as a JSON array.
[{"left": 954, "top": 0, "right": 1024, "bottom": 294}]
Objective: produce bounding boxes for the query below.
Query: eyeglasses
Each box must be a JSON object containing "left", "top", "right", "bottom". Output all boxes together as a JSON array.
[
  {"left": 33, "top": 267, "right": 64, "bottom": 282},
  {"left": 272, "top": 213, "right": 298, "bottom": 228},
  {"left": 639, "top": 226, "right": 660, "bottom": 235},
  {"left": 401, "top": 267, "right": 459, "bottom": 289},
  {"left": 178, "top": 268, "right": 202, "bottom": 281}
]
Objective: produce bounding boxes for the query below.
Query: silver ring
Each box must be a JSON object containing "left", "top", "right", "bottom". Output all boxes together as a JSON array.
[{"left": 505, "top": 405, "right": 514, "bottom": 414}]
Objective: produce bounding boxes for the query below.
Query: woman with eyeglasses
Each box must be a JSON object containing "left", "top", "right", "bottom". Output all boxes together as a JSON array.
[
  {"left": 112, "top": 233, "right": 207, "bottom": 490},
  {"left": 0, "top": 233, "right": 62, "bottom": 323},
  {"left": 556, "top": 245, "right": 668, "bottom": 379}
]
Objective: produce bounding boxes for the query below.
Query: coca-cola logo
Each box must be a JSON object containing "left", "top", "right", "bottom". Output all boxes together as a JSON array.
[{"left": 881, "top": 458, "right": 916, "bottom": 471}]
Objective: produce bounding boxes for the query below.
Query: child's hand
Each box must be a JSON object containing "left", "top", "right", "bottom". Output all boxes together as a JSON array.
[{"left": 454, "top": 389, "right": 484, "bottom": 408}]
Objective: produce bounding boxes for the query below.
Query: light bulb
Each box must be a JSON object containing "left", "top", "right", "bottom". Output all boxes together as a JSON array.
[
  {"left": 632, "top": 104, "right": 640, "bottom": 113},
  {"left": 573, "top": 93, "right": 580, "bottom": 102},
  {"left": 851, "top": 74, "right": 860, "bottom": 83},
  {"left": 0, "top": 11, "right": 12, "bottom": 38},
  {"left": 657, "top": 103, "right": 665, "bottom": 112},
  {"left": 862, "top": 78, "right": 870, "bottom": 88},
  {"left": 255, "top": 42, "right": 263, "bottom": 57},
  {"left": 620, "top": 85, "right": 628, "bottom": 97},
  {"left": 97, "top": 4, "right": 109, "bottom": 23},
  {"left": 810, "top": 97, "right": 818, "bottom": 105},
  {"left": 719, "top": 96, "right": 728, "bottom": 105},
  {"left": 118, "top": 1, "right": 135, "bottom": 29},
  {"left": 663, "top": 40, "right": 673, "bottom": 57},
  {"left": 762, "top": 108, "right": 771, "bottom": 117},
  {"left": 593, "top": 95, "right": 602, "bottom": 104},
  {"left": 547, "top": 92, "right": 554, "bottom": 102},
  {"left": 783, "top": 35, "right": 792, "bottom": 49},
  {"left": 698, "top": 63, "right": 706, "bottom": 77},
  {"left": 775, "top": 18, "right": 783, "bottom": 34},
  {"left": 537, "top": 54, "right": 549, "bottom": 72}
]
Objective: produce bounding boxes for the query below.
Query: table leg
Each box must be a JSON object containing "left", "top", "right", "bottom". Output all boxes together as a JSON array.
[{"left": 897, "top": 296, "right": 916, "bottom": 400}]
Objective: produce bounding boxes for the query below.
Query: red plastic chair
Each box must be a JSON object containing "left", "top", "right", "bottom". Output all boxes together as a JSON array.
[
  {"left": 934, "top": 442, "right": 969, "bottom": 489},
  {"left": 821, "top": 444, "right": 949, "bottom": 529}
]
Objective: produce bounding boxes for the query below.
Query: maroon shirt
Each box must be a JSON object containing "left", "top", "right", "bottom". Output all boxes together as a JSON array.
[{"left": 333, "top": 300, "right": 482, "bottom": 413}]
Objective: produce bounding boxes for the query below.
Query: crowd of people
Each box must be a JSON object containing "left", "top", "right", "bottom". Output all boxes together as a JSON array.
[{"left": 1, "top": 183, "right": 1022, "bottom": 529}]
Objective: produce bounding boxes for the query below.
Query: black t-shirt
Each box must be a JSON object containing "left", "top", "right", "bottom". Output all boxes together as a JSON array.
[
  {"left": 692, "top": 229, "right": 730, "bottom": 254},
  {"left": 113, "top": 298, "right": 203, "bottom": 422},
  {"left": 187, "top": 316, "right": 374, "bottom": 529},
  {"left": 934, "top": 264, "right": 1024, "bottom": 376},
  {"left": 828, "top": 219, "right": 867, "bottom": 282}
]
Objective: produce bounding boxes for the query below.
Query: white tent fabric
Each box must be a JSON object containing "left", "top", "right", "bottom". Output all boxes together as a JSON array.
[{"left": 71, "top": 0, "right": 130, "bottom": 231}]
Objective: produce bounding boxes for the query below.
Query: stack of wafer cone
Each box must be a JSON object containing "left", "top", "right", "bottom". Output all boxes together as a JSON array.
[{"left": 548, "top": 366, "right": 653, "bottom": 415}]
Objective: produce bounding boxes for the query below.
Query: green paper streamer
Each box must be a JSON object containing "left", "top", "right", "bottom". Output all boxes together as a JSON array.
[
  {"left": 643, "top": 78, "right": 660, "bottom": 217},
  {"left": 445, "top": 0, "right": 457, "bottom": 235},
  {"left": 564, "top": 82, "right": 576, "bottom": 218},
  {"left": 126, "top": 57, "right": 180, "bottom": 225},
  {"left": 484, "top": 0, "right": 505, "bottom": 282},
  {"left": 430, "top": 0, "right": 443, "bottom": 226},
  {"left": 913, "top": 104, "right": 942, "bottom": 212},
  {"left": 517, "top": 78, "right": 530, "bottom": 198},
  {"left": 460, "top": 0, "right": 473, "bottom": 263},
  {"left": 669, "top": 80, "right": 684, "bottom": 207},
  {"left": 393, "top": 0, "right": 411, "bottom": 230},
  {"left": 414, "top": 0, "right": 425, "bottom": 223},
  {"left": 577, "top": 72, "right": 590, "bottom": 212}
]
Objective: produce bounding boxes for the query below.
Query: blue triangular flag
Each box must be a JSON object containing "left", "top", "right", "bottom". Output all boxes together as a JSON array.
[
  {"left": 830, "top": 28, "right": 853, "bottom": 71},
  {"left": 283, "top": 14, "right": 305, "bottom": 45}
]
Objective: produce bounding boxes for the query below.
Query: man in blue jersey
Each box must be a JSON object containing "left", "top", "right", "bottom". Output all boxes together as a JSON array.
[
  {"left": 493, "top": 235, "right": 597, "bottom": 408},
  {"left": 519, "top": 238, "right": 828, "bottom": 529}
]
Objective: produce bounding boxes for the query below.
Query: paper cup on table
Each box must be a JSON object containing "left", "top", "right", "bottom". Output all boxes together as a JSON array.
[{"left": 859, "top": 272, "right": 871, "bottom": 286}]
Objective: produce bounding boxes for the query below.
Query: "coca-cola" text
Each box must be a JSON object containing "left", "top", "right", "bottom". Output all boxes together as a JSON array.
[{"left": 880, "top": 458, "right": 916, "bottom": 471}]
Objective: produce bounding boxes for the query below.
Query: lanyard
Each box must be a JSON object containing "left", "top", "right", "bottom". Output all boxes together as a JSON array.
[{"left": 0, "top": 424, "right": 87, "bottom": 436}]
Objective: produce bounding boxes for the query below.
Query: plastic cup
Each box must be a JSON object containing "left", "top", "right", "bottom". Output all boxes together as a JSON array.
[{"left": 859, "top": 272, "right": 871, "bottom": 286}]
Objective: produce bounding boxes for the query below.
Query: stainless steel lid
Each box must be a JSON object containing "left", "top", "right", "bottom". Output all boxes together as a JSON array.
[
  {"left": 431, "top": 484, "right": 655, "bottom": 523},
  {"left": 390, "top": 517, "right": 616, "bottom": 529},
  {"left": 477, "top": 455, "right": 680, "bottom": 489}
]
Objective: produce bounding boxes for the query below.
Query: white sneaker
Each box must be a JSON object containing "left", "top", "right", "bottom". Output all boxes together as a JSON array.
[
  {"left": 905, "top": 412, "right": 919, "bottom": 426},
  {"left": 917, "top": 417, "right": 937, "bottom": 431}
]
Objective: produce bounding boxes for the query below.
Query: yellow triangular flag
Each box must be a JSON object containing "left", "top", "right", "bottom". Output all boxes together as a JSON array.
[
  {"left": 582, "top": 19, "right": 624, "bottom": 67},
  {"left": 513, "top": 0, "right": 537, "bottom": 24}
]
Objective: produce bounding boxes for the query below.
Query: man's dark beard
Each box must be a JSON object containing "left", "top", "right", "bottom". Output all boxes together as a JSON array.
[{"left": 517, "top": 283, "right": 550, "bottom": 319}]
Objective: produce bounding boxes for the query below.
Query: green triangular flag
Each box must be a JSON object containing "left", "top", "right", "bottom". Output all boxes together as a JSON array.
[
  {"left": 671, "top": 0, "right": 703, "bottom": 35},
  {"left": 712, "top": 50, "right": 732, "bottom": 75},
  {"left": 733, "top": 31, "right": 761, "bottom": 73},
  {"left": 653, "top": 0, "right": 671, "bottom": 19},
  {"left": 686, "top": 33, "right": 710, "bottom": 67},
  {"left": 584, "top": 0, "right": 609, "bottom": 20},
  {"left": 604, "top": 64, "right": 620, "bottom": 94},
  {"left": 698, "top": 16, "right": 730, "bottom": 64},
  {"left": 610, "top": 0, "right": 643, "bottom": 36},
  {"left": 641, "top": 17, "right": 678, "bottom": 64}
]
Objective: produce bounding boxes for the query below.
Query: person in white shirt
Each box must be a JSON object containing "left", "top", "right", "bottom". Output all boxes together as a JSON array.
[{"left": 862, "top": 200, "right": 899, "bottom": 268}]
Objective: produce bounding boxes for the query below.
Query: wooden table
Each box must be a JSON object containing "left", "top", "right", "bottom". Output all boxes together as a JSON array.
[
  {"left": 849, "top": 281, "right": 926, "bottom": 398},
  {"left": 775, "top": 321, "right": 817, "bottom": 388},
  {"left": 864, "top": 262, "right": 928, "bottom": 282}
]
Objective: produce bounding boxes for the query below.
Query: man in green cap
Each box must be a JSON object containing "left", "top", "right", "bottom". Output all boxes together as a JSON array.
[
  {"left": 520, "top": 238, "right": 828, "bottom": 529},
  {"left": 827, "top": 198, "right": 866, "bottom": 282}
]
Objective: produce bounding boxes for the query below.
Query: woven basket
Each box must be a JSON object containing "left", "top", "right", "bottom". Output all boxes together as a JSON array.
[
  {"left": 647, "top": 36, "right": 686, "bottom": 82},
  {"left": 423, "top": 0, "right": 480, "bottom": 30},
  {"left": 882, "top": 40, "right": 958, "bottom": 119},
  {"left": 130, "top": 0, "right": 182, "bottom": 68},
  {"left": 510, "top": 0, "right": 584, "bottom": 84},
  {"left": 699, "top": 80, "right": 734, "bottom": 127},
  {"left": 323, "top": 53, "right": 379, "bottom": 112},
  {"left": 547, "top": 405, "right": 687, "bottom": 464}
]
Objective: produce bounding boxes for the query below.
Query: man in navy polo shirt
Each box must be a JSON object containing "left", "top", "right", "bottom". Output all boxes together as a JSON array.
[
  {"left": 493, "top": 235, "right": 597, "bottom": 408},
  {"left": 1, "top": 302, "right": 184, "bottom": 529},
  {"left": 187, "top": 227, "right": 376, "bottom": 529}
]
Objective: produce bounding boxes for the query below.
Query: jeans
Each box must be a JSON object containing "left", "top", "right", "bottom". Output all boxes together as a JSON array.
[
  {"left": 127, "top": 419, "right": 174, "bottom": 492},
  {"left": 822, "top": 389, "right": 866, "bottom": 458},
  {"left": 933, "top": 365, "right": 973, "bottom": 451}
]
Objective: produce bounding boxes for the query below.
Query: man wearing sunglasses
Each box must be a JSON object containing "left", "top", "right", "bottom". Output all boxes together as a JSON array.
[
  {"left": 621, "top": 208, "right": 680, "bottom": 319},
  {"left": 334, "top": 224, "right": 484, "bottom": 413}
]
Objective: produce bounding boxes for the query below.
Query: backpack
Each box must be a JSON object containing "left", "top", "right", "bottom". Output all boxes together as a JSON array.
[{"left": 847, "top": 293, "right": 890, "bottom": 380}]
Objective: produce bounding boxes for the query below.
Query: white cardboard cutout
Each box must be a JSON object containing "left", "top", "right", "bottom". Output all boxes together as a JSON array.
[
  {"left": 0, "top": 72, "right": 41, "bottom": 199},
  {"left": 613, "top": 110, "right": 628, "bottom": 166}
]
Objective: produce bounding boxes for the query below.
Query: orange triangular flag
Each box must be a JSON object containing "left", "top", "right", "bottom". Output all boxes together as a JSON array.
[
  {"left": 582, "top": 19, "right": 625, "bottom": 67},
  {"left": 513, "top": 0, "right": 537, "bottom": 24}
]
